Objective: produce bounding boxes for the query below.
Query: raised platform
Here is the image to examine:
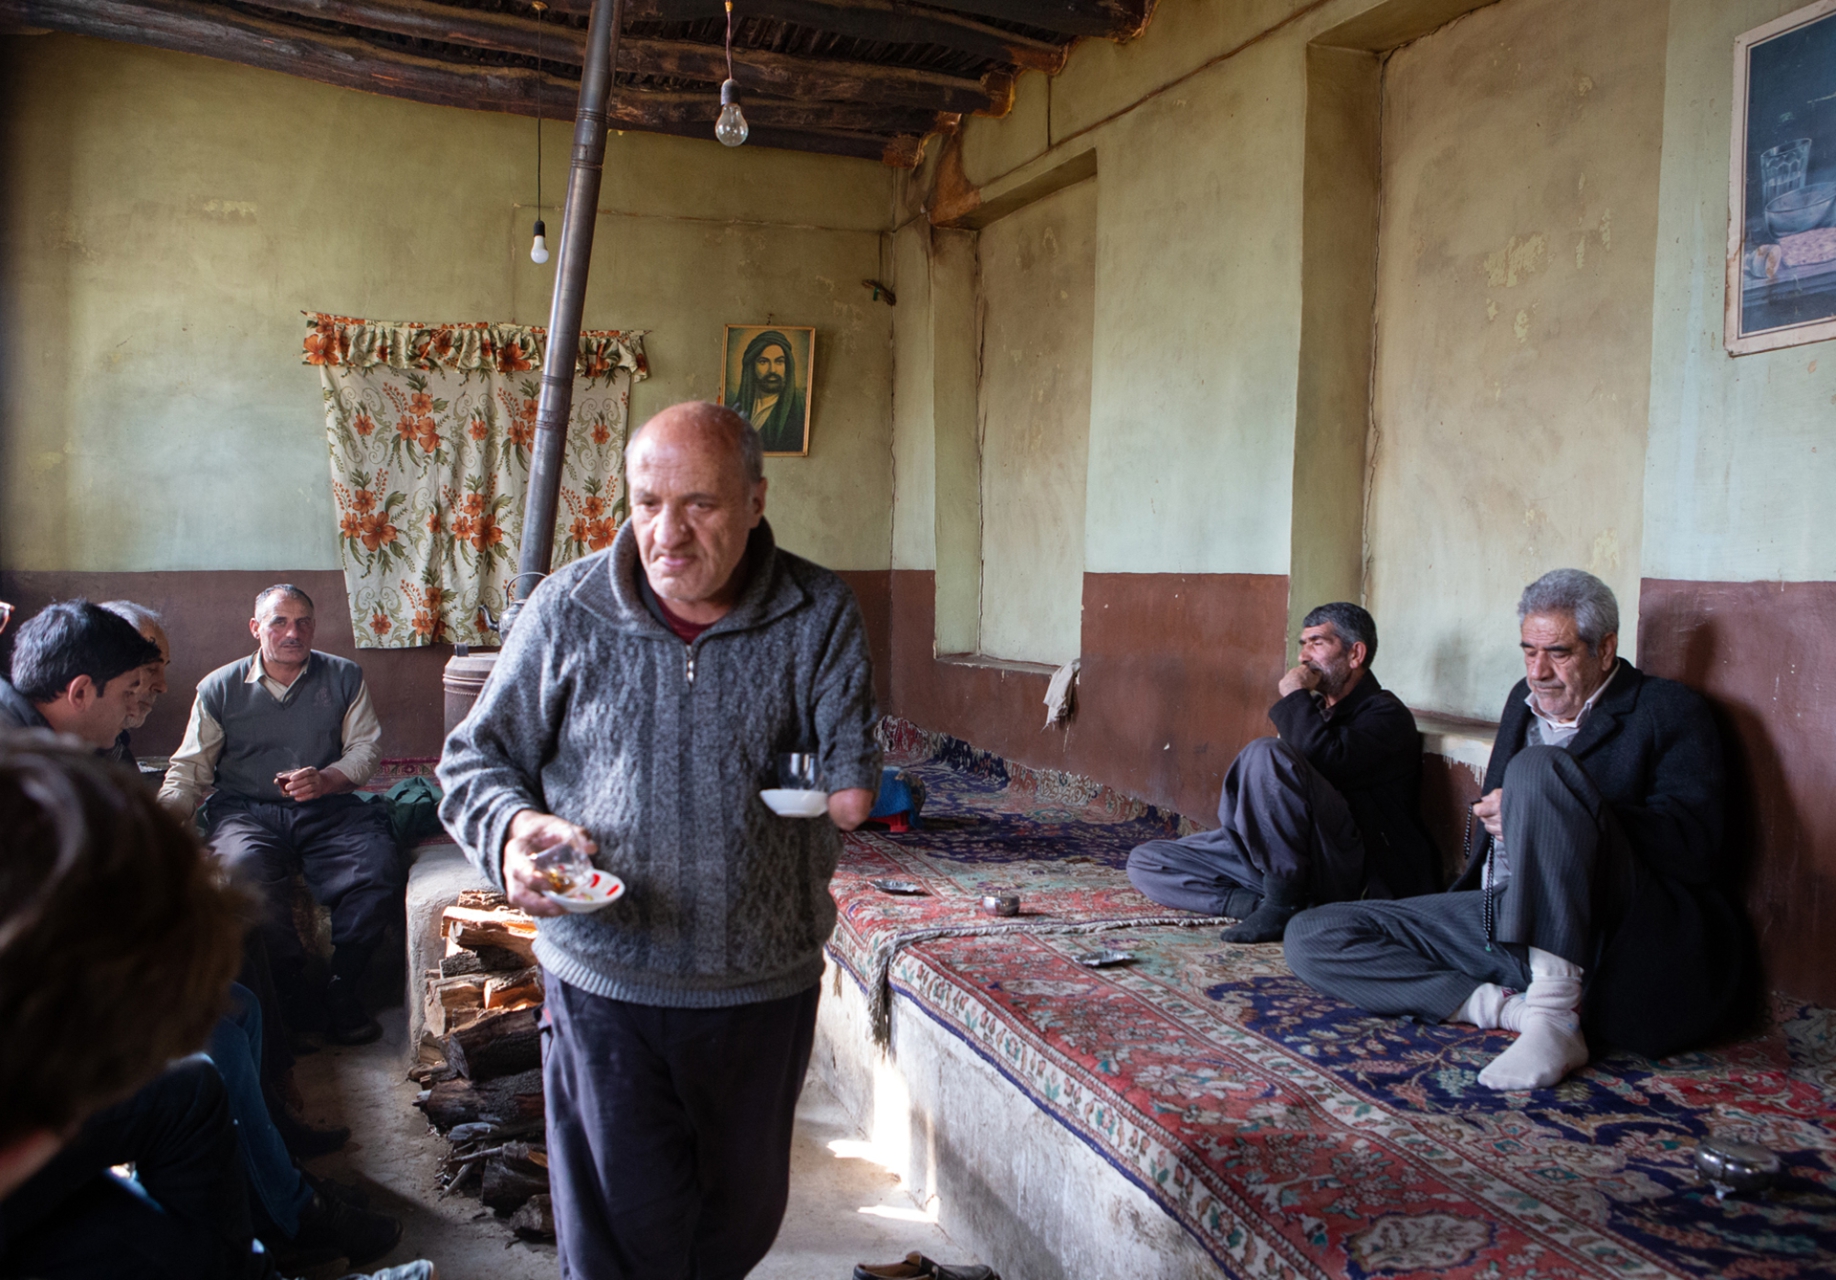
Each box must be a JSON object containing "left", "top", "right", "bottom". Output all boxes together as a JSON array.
[{"left": 814, "top": 734, "right": 1836, "bottom": 1279}]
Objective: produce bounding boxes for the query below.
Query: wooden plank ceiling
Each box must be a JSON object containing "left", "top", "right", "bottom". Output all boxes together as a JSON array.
[{"left": 0, "top": 0, "right": 1157, "bottom": 164}]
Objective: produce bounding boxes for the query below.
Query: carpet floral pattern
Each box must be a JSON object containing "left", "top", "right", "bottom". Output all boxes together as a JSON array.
[{"left": 829, "top": 743, "right": 1836, "bottom": 1279}]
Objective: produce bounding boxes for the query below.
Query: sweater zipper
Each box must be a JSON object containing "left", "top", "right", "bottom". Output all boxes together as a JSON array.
[{"left": 685, "top": 645, "right": 696, "bottom": 685}]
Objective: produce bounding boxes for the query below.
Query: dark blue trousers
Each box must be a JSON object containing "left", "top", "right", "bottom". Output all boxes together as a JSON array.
[
  {"left": 541, "top": 977, "right": 820, "bottom": 1280},
  {"left": 1127, "top": 736, "right": 1365, "bottom": 911},
  {"left": 208, "top": 792, "right": 404, "bottom": 1001},
  {"left": 0, "top": 1059, "right": 260, "bottom": 1280}
]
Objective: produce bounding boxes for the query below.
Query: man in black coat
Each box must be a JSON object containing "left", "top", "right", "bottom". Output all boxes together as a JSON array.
[
  {"left": 1285, "top": 569, "right": 1745, "bottom": 1092},
  {"left": 1127, "top": 603, "right": 1439, "bottom": 944}
]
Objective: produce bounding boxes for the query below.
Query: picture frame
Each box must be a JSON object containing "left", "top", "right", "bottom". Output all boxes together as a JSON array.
[
  {"left": 720, "top": 324, "right": 816, "bottom": 456},
  {"left": 1726, "top": 0, "right": 1836, "bottom": 355}
]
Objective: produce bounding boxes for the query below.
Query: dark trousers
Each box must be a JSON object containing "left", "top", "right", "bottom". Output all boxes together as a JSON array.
[
  {"left": 1286, "top": 746, "right": 1633, "bottom": 1020},
  {"left": 0, "top": 1059, "right": 259, "bottom": 1280},
  {"left": 209, "top": 792, "right": 404, "bottom": 1000},
  {"left": 1127, "top": 737, "right": 1364, "bottom": 912},
  {"left": 542, "top": 977, "right": 821, "bottom": 1280}
]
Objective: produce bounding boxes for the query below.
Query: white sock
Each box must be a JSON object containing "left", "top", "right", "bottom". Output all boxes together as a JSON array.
[
  {"left": 1447, "top": 983, "right": 1513, "bottom": 1029},
  {"left": 1478, "top": 947, "right": 1588, "bottom": 1091}
]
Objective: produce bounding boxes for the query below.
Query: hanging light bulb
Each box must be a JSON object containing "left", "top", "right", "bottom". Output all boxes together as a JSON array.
[
  {"left": 528, "top": 2, "right": 552, "bottom": 264},
  {"left": 716, "top": 80, "right": 749, "bottom": 147},
  {"left": 715, "top": 1, "right": 747, "bottom": 147}
]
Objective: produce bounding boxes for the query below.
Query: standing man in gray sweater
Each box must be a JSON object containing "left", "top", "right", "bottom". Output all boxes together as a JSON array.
[{"left": 439, "top": 402, "right": 881, "bottom": 1279}]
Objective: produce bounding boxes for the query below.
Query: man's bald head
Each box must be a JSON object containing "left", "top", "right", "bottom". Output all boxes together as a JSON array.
[
  {"left": 625, "top": 401, "right": 768, "bottom": 623},
  {"left": 626, "top": 402, "right": 764, "bottom": 489}
]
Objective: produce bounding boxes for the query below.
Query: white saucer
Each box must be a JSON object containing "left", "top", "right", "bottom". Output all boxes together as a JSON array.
[
  {"left": 761, "top": 788, "right": 828, "bottom": 818},
  {"left": 542, "top": 868, "right": 626, "bottom": 913}
]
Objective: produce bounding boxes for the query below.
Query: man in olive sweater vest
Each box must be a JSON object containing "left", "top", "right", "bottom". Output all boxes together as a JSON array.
[
  {"left": 160, "top": 585, "right": 400, "bottom": 1045},
  {"left": 440, "top": 404, "right": 881, "bottom": 1278}
]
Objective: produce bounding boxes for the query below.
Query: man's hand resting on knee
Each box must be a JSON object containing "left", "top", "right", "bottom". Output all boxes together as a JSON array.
[{"left": 504, "top": 810, "right": 599, "bottom": 918}]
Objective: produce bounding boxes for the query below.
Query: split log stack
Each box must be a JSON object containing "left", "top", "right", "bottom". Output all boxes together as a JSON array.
[{"left": 411, "top": 889, "right": 554, "bottom": 1240}]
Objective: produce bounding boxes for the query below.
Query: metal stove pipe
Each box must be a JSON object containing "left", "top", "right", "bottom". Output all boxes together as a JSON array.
[{"left": 503, "top": 0, "right": 624, "bottom": 639}]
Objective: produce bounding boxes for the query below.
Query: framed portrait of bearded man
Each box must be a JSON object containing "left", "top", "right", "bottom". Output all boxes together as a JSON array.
[{"left": 721, "top": 324, "right": 815, "bottom": 456}]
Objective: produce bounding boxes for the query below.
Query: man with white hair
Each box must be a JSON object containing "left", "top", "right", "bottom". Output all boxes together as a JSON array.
[
  {"left": 1285, "top": 569, "right": 1744, "bottom": 1091},
  {"left": 97, "top": 600, "right": 169, "bottom": 766}
]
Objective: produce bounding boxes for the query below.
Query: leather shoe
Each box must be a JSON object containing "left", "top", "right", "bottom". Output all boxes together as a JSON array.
[
  {"left": 325, "top": 976, "right": 382, "bottom": 1046},
  {"left": 279, "top": 1191, "right": 402, "bottom": 1270},
  {"left": 854, "top": 1252, "right": 999, "bottom": 1280}
]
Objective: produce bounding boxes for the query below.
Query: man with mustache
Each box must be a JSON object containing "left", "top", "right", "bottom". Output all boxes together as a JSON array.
[
  {"left": 1127, "top": 602, "right": 1438, "bottom": 944},
  {"left": 726, "top": 329, "right": 809, "bottom": 453},
  {"left": 1285, "top": 570, "right": 1745, "bottom": 1091},
  {"left": 160, "top": 585, "right": 401, "bottom": 1046}
]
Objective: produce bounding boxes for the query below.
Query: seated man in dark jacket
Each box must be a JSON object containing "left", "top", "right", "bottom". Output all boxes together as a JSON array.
[
  {"left": 1285, "top": 569, "right": 1744, "bottom": 1092},
  {"left": 0, "top": 601, "right": 161, "bottom": 750},
  {"left": 1127, "top": 602, "right": 1438, "bottom": 944}
]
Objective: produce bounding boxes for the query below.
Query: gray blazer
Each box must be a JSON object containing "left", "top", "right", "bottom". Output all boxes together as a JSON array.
[{"left": 438, "top": 518, "right": 881, "bottom": 1009}]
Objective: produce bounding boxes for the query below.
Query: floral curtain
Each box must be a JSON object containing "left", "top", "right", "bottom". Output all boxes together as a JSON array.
[{"left": 306, "top": 312, "right": 648, "bottom": 649}]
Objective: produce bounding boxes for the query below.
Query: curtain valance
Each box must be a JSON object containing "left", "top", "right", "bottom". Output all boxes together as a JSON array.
[{"left": 304, "top": 313, "right": 647, "bottom": 380}]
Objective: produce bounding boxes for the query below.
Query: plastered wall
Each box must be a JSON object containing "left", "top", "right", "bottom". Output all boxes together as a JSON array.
[
  {"left": 975, "top": 178, "right": 1096, "bottom": 666},
  {"left": 1364, "top": 0, "right": 1669, "bottom": 719},
  {"left": 0, "top": 35, "right": 897, "bottom": 576}
]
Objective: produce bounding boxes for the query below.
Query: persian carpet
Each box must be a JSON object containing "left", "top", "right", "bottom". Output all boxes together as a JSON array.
[{"left": 829, "top": 739, "right": 1836, "bottom": 1280}]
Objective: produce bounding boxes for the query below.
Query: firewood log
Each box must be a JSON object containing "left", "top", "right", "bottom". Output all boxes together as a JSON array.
[
  {"left": 484, "top": 967, "right": 543, "bottom": 1009},
  {"left": 481, "top": 1155, "right": 550, "bottom": 1212},
  {"left": 419, "top": 1067, "right": 543, "bottom": 1130},
  {"left": 441, "top": 906, "right": 537, "bottom": 962},
  {"left": 511, "top": 1193, "right": 556, "bottom": 1240},
  {"left": 441, "top": 944, "right": 532, "bottom": 976},
  {"left": 442, "top": 1005, "right": 541, "bottom": 1080}
]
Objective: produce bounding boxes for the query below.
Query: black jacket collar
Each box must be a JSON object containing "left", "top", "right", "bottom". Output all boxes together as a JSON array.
[
  {"left": 1322, "top": 668, "right": 1385, "bottom": 720},
  {"left": 1500, "top": 660, "right": 1642, "bottom": 760},
  {"left": 0, "top": 678, "right": 50, "bottom": 731}
]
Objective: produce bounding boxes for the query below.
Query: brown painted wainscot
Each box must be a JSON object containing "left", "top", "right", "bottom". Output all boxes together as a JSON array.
[
  {"left": 0, "top": 568, "right": 896, "bottom": 763},
  {"left": 1639, "top": 578, "right": 1836, "bottom": 1010},
  {"left": 883, "top": 569, "right": 1290, "bottom": 822}
]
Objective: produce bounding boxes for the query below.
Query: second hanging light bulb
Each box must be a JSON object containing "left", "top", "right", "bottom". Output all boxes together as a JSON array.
[{"left": 716, "top": 78, "right": 748, "bottom": 147}]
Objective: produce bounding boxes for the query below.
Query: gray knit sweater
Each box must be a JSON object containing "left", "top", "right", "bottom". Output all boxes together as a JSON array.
[{"left": 437, "top": 519, "right": 881, "bottom": 1008}]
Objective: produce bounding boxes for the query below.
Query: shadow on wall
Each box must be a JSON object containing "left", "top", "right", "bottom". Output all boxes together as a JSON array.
[{"left": 1637, "top": 579, "right": 1835, "bottom": 1011}]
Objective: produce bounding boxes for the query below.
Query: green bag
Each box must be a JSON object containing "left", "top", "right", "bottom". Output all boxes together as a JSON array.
[{"left": 358, "top": 775, "right": 445, "bottom": 850}]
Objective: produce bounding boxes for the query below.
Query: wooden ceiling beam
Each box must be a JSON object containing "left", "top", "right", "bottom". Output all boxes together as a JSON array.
[
  {"left": 240, "top": 0, "right": 1006, "bottom": 113},
  {"left": 897, "top": 0, "right": 1150, "bottom": 40},
  {"left": 0, "top": 0, "right": 934, "bottom": 161},
  {"left": 565, "top": 0, "right": 1070, "bottom": 72}
]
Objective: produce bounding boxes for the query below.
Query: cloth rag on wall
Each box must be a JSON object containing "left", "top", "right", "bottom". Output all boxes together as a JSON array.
[{"left": 305, "top": 312, "right": 648, "bottom": 649}]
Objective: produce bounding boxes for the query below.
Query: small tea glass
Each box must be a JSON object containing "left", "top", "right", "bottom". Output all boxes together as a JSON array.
[
  {"left": 778, "top": 752, "right": 821, "bottom": 791},
  {"left": 529, "top": 838, "right": 595, "bottom": 897}
]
